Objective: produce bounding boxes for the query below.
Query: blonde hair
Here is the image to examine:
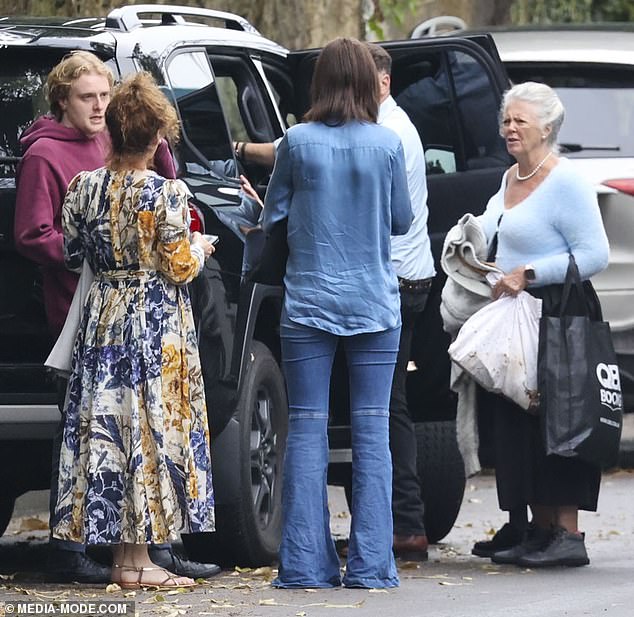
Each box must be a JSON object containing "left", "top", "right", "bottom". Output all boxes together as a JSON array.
[
  {"left": 46, "top": 51, "right": 114, "bottom": 121},
  {"left": 106, "top": 72, "right": 180, "bottom": 165}
]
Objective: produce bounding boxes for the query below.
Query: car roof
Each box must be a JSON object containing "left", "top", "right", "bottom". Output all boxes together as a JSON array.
[
  {"left": 480, "top": 26, "right": 634, "bottom": 65},
  {"left": 0, "top": 9, "right": 287, "bottom": 58}
]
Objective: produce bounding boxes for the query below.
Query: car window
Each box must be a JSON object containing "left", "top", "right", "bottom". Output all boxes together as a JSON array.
[
  {"left": 450, "top": 50, "right": 509, "bottom": 170},
  {"left": 165, "top": 50, "right": 236, "bottom": 178},
  {"left": 505, "top": 63, "right": 634, "bottom": 158},
  {"left": 208, "top": 53, "right": 278, "bottom": 145},
  {"left": 394, "top": 49, "right": 507, "bottom": 173},
  {"left": 260, "top": 57, "right": 298, "bottom": 128},
  {"left": 0, "top": 49, "right": 77, "bottom": 168}
]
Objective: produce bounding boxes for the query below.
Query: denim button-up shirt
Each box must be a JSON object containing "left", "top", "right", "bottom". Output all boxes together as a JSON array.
[{"left": 262, "top": 120, "right": 412, "bottom": 335}]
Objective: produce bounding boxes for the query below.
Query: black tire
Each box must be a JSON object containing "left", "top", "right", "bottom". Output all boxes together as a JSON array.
[
  {"left": 184, "top": 341, "right": 287, "bottom": 567},
  {"left": 341, "top": 422, "right": 465, "bottom": 544},
  {"left": 416, "top": 420, "right": 465, "bottom": 543},
  {"left": 0, "top": 495, "right": 15, "bottom": 537}
]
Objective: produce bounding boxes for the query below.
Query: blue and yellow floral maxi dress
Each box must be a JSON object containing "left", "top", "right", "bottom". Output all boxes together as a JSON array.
[{"left": 52, "top": 168, "right": 214, "bottom": 545}]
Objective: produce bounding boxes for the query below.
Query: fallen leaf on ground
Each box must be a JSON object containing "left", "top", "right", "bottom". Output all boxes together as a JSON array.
[
  {"left": 106, "top": 583, "right": 121, "bottom": 593},
  {"left": 303, "top": 601, "right": 365, "bottom": 609},
  {"left": 31, "top": 591, "right": 71, "bottom": 601},
  {"left": 398, "top": 561, "right": 421, "bottom": 570},
  {"left": 15, "top": 517, "right": 49, "bottom": 532},
  {"left": 157, "top": 610, "right": 184, "bottom": 617}
]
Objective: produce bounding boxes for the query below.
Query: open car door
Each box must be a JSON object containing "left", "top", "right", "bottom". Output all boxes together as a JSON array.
[{"left": 281, "top": 35, "right": 512, "bottom": 422}]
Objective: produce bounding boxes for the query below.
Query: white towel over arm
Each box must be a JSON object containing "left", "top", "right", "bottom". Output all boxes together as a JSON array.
[{"left": 45, "top": 260, "right": 94, "bottom": 378}]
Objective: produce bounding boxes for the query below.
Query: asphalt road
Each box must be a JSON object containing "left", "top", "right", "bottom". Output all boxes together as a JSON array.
[{"left": 1, "top": 469, "right": 634, "bottom": 617}]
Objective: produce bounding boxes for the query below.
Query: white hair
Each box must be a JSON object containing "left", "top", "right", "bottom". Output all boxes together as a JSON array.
[{"left": 499, "top": 81, "right": 565, "bottom": 152}]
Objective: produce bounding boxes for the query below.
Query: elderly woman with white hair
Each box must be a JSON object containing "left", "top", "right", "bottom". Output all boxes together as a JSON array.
[{"left": 475, "top": 81, "right": 609, "bottom": 568}]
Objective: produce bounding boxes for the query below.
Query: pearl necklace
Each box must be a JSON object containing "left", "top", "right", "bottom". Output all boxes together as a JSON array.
[{"left": 515, "top": 151, "right": 553, "bottom": 181}]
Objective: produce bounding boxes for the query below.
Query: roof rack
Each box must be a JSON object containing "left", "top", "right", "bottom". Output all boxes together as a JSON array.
[{"left": 104, "top": 4, "right": 261, "bottom": 35}]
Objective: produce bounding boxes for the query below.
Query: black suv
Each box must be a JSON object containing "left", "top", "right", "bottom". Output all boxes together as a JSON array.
[{"left": 0, "top": 5, "right": 511, "bottom": 566}]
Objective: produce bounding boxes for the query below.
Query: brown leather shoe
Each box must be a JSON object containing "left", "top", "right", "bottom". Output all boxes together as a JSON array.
[{"left": 393, "top": 534, "right": 429, "bottom": 561}]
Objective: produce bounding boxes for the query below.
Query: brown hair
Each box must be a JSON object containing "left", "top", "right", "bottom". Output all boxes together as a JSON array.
[
  {"left": 304, "top": 37, "right": 378, "bottom": 125},
  {"left": 106, "top": 72, "right": 180, "bottom": 166},
  {"left": 46, "top": 51, "right": 114, "bottom": 121},
  {"left": 366, "top": 42, "right": 392, "bottom": 75}
]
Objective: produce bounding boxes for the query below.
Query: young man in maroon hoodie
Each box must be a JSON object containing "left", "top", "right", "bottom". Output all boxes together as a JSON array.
[{"left": 14, "top": 51, "right": 219, "bottom": 584}]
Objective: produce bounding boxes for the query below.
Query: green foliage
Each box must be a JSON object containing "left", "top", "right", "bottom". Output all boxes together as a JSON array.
[
  {"left": 512, "top": 0, "right": 634, "bottom": 23},
  {"left": 368, "top": 0, "right": 418, "bottom": 40},
  {"left": 591, "top": 0, "right": 634, "bottom": 21}
]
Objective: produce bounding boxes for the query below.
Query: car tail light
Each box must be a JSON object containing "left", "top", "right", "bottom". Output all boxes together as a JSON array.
[
  {"left": 189, "top": 203, "right": 204, "bottom": 233},
  {"left": 602, "top": 179, "right": 634, "bottom": 197}
]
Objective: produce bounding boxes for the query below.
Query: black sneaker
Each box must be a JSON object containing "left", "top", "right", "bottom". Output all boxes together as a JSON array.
[
  {"left": 491, "top": 523, "right": 552, "bottom": 565},
  {"left": 47, "top": 549, "right": 111, "bottom": 584},
  {"left": 472, "top": 523, "right": 523, "bottom": 558},
  {"left": 517, "top": 527, "right": 590, "bottom": 568},
  {"left": 149, "top": 547, "right": 221, "bottom": 579}
]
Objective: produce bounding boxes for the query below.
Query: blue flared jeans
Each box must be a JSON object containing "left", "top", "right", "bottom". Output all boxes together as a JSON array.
[{"left": 273, "top": 316, "right": 400, "bottom": 589}]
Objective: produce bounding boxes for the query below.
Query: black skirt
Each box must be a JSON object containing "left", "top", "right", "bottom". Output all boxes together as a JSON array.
[{"left": 487, "top": 280, "right": 602, "bottom": 512}]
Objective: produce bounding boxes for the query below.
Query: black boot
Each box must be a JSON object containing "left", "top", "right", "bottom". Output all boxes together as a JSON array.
[
  {"left": 149, "top": 546, "right": 221, "bottom": 579},
  {"left": 491, "top": 523, "right": 552, "bottom": 565},
  {"left": 517, "top": 526, "right": 589, "bottom": 568},
  {"left": 47, "top": 549, "right": 111, "bottom": 584},
  {"left": 472, "top": 523, "right": 523, "bottom": 558}
]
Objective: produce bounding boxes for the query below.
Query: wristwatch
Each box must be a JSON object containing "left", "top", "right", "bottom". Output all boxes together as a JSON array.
[{"left": 524, "top": 264, "right": 536, "bottom": 282}]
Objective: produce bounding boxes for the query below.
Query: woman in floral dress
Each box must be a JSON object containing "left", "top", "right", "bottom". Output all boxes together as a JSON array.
[{"left": 51, "top": 73, "right": 215, "bottom": 589}]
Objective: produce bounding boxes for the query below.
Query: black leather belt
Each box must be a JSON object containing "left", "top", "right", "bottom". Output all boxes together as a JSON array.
[{"left": 398, "top": 276, "right": 433, "bottom": 292}]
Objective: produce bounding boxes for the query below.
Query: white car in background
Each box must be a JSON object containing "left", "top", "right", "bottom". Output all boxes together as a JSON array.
[{"left": 414, "top": 20, "right": 634, "bottom": 406}]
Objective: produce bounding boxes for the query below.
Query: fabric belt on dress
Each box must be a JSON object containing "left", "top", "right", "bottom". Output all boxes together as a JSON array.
[
  {"left": 97, "top": 269, "right": 156, "bottom": 281},
  {"left": 397, "top": 276, "right": 433, "bottom": 292}
]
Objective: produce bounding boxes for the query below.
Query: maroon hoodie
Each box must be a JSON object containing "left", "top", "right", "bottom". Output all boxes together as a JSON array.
[{"left": 14, "top": 115, "right": 176, "bottom": 337}]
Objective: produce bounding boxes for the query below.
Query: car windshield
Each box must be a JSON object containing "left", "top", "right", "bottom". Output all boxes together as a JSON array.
[
  {"left": 505, "top": 62, "right": 634, "bottom": 158},
  {"left": 0, "top": 48, "right": 114, "bottom": 174},
  {"left": 0, "top": 50, "right": 52, "bottom": 177}
]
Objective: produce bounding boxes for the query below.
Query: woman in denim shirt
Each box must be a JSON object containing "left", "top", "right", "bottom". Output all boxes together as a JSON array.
[{"left": 263, "top": 38, "right": 412, "bottom": 589}]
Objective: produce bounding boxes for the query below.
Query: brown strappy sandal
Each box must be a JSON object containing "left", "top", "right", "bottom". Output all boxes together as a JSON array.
[{"left": 112, "top": 564, "right": 196, "bottom": 590}]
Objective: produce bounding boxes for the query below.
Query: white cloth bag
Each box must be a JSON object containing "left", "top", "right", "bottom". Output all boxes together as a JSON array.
[
  {"left": 45, "top": 261, "right": 94, "bottom": 377},
  {"left": 448, "top": 290, "right": 542, "bottom": 410}
]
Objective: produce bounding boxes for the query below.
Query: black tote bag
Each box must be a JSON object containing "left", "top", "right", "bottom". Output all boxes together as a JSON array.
[
  {"left": 538, "top": 255, "right": 623, "bottom": 467},
  {"left": 246, "top": 218, "right": 289, "bottom": 286}
]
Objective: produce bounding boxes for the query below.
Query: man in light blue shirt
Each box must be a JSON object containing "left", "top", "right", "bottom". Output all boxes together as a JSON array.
[{"left": 368, "top": 43, "right": 435, "bottom": 562}]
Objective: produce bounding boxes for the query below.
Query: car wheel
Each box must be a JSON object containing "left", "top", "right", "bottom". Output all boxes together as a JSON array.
[
  {"left": 0, "top": 495, "right": 15, "bottom": 537},
  {"left": 416, "top": 420, "right": 465, "bottom": 543},
  {"left": 183, "top": 341, "right": 288, "bottom": 567}
]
